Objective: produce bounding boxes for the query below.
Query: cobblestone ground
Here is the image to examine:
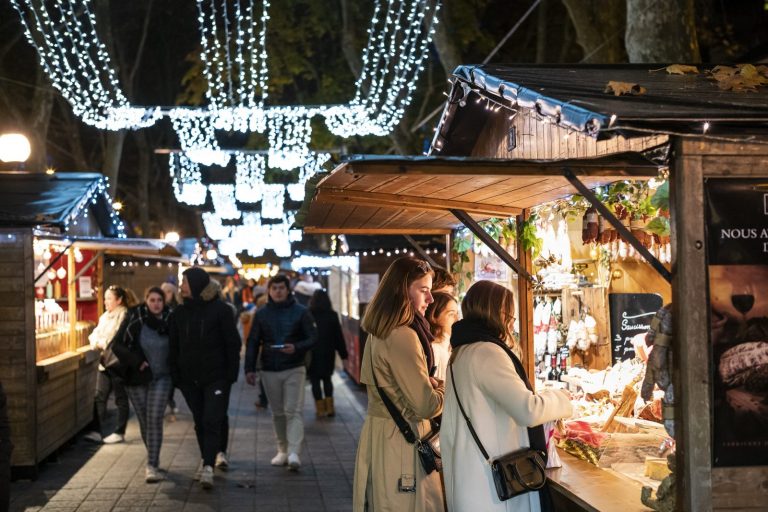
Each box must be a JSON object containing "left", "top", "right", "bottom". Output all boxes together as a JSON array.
[{"left": 9, "top": 370, "right": 366, "bottom": 512}]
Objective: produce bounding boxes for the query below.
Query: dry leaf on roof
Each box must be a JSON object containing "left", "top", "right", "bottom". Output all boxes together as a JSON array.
[
  {"left": 665, "top": 64, "right": 699, "bottom": 75},
  {"left": 709, "top": 63, "right": 768, "bottom": 92},
  {"left": 604, "top": 81, "right": 647, "bottom": 96}
]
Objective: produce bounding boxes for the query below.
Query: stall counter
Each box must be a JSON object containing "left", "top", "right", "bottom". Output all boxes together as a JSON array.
[{"left": 547, "top": 450, "right": 652, "bottom": 511}]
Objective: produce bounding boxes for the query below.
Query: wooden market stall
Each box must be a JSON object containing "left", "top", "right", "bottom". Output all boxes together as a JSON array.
[
  {"left": 301, "top": 65, "right": 768, "bottom": 511},
  {"left": 0, "top": 172, "right": 181, "bottom": 477}
]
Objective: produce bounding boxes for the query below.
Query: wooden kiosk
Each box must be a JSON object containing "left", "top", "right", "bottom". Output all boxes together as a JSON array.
[
  {"left": 301, "top": 65, "right": 768, "bottom": 510},
  {"left": 0, "top": 172, "right": 180, "bottom": 477}
]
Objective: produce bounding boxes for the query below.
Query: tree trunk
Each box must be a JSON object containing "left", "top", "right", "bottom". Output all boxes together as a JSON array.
[
  {"left": 432, "top": 2, "right": 462, "bottom": 76},
  {"left": 561, "top": 0, "right": 626, "bottom": 63},
  {"left": 625, "top": 0, "right": 701, "bottom": 63},
  {"left": 339, "top": 0, "right": 362, "bottom": 79},
  {"left": 102, "top": 131, "right": 126, "bottom": 197},
  {"left": 26, "top": 66, "right": 54, "bottom": 172},
  {"left": 536, "top": 0, "right": 549, "bottom": 63},
  {"left": 134, "top": 131, "right": 152, "bottom": 236}
]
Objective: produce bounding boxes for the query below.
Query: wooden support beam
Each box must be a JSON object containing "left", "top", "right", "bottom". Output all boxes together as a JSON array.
[
  {"left": 671, "top": 145, "right": 711, "bottom": 512},
  {"left": 517, "top": 209, "right": 535, "bottom": 380},
  {"left": 563, "top": 167, "right": 672, "bottom": 284},
  {"left": 68, "top": 246, "right": 76, "bottom": 352},
  {"left": 316, "top": 188, "right": 521, "bottom": 218},
  {"left": 450, "top": 209, "right": 533, "bottom": 282},
  {"left": 404, "top": 235, "right": 438, "bottom": 268},
  {"left": 303, "top": 227, "right": 451, "bottom": 235}
]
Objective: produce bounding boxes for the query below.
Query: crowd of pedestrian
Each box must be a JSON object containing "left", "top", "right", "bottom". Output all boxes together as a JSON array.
[
  {"left": 4, "top": 254, "right": 571, "bottom": 511},
  {"left": 60, "top": 267, "right": 348, "bottom": 491}
]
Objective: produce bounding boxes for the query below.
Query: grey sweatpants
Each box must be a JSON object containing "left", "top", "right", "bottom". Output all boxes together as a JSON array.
[
  {"left": 127, "top": 376, "right": 173, "bottom": 467},
  {"left": 261, "top": 366, "right": 307, "bottom": 455}
]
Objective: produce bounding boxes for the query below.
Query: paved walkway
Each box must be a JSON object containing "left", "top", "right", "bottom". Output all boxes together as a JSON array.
[{"left": 9, "top": 370, "right": 367, "bottom": 512}]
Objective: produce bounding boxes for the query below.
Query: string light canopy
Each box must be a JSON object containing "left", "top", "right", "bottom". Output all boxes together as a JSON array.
[
  {"left": 169, "top": 109, "right": 231, "bottom": 167},
  {"left": 9, "top": 0, "right": 160, "bottom": 130},
  {"left": 234, "top": 153, "right": 266, "bottom": 203},
  {"left": 169, "top": 153, "right": 208, "bottom": 206},
  {"left": 208, "top": 184, "right": 241, "bottom": 220}
]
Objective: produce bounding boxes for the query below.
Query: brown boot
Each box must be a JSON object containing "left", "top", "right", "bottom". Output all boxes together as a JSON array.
[
  {"left": 325, "top": 396, "right": 335, "bottom": 417},
  {"left": 315, "top": 399, "right": 327, "bottom": 418}
]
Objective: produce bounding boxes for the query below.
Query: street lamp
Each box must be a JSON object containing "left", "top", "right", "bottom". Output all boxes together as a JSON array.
[{"left": 0, "top": 133, "right": 31, "bottom": 163}]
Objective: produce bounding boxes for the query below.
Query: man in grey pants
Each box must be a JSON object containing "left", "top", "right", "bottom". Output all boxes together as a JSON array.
[{"left": 245, "top": 275, "right": 317, "bottom": 471}]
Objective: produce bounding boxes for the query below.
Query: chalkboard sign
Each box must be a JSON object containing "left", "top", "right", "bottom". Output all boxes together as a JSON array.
[{"left": 609, "top": 293, "right": 663, "bottom": 364}]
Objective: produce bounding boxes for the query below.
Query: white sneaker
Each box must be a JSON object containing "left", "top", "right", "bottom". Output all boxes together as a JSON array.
[
  {"left": 270, "top": 451, "right": 288, "bottom": 466},
  {"left": 103, "top": 433, "right": 125, "bottom": 444},
  {"left": 287, "top": 453, "right": 301, "bottom": 471},
  {"left": 83, "top": 431, "right": 102, "bottom": 443},
  {"left": 200, "top": 465, "right": 214, "bottom": 489},
  {"left": 145, "top": 465, "right": 163, "bottom": 483},
  {"left": 193, "top": 459, "right": 204, "bottom": 481},
  {"left": 215, "top": 452, "right": 229, "bottom": 470}
]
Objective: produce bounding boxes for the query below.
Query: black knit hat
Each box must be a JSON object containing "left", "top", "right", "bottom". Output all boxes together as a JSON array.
[{"left": 183, "top": 267, "right": 210, "bottom": 299}]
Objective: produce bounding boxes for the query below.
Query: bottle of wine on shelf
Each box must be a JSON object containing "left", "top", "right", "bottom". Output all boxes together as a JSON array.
[
  {"left": 548, "top": 353, "right": 558, "bottom": 381},
  {"left": 558, "top": 351, "right": 567, "bottom": 381}
]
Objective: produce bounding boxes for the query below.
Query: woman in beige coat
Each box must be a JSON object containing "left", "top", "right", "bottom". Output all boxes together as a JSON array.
[
  {"left": 442, "top": 281, "right": 572, "bottom": 512},
  {"left": 353, "top": 257, "right": 446, "bottom": 512}
]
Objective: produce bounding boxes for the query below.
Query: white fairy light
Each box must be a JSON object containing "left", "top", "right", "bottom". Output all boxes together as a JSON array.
[
  {"left": 196, "top": 0, "right": 269, "bottom": 111},
  {"left": 169, "top": 153, "right": 208, "bottom": 205},
  {"left": 202, "top": 212, "right": 233, "bottom": 240},
  {"left": 9, "top": 0, "right": 160, "bottom": 130},
  {"left": 208, "top": 184, "right": 241, "bottom": 220},
  {"left": 170, "top": 109, "right": 230, "bottom": 167},
  {"left": 261, "top": 184, "right": 286, "bottom": 219},
  {"left": 234, "top": 153, "right": 266, "bottom": 203},
  {"left": 267, "top": 108, "right": 316, "bottom": 170}
]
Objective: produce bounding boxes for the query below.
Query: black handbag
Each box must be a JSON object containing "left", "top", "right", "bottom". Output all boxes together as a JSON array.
[
  {"left": 372, "top": 370, "right": 442, "bottom": 474},
  {"left": 450, "top": 360, "right": 547, "bottom": 502}
]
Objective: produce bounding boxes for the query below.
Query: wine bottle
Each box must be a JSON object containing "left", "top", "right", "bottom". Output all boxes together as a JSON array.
[
  {"left": 548, "top": 353, "right": 558, "bottom": 381},
  {"left": 558, "top": 351, "right": 567, "bottom": 381}
]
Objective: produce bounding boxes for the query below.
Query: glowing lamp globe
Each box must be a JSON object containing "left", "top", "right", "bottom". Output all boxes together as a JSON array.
[{"left": 0, "top": 133, "right": 31, "bottom": 163}]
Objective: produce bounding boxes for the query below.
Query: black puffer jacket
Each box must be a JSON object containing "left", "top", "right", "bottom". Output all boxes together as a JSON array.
[
  {"left": 244, "top": 295, "right": 317, "bottom": 373},
  {"left": 169, "top": 281, "right": 241, "bottom": 386},
  {"left": 112, "top": 304, "right": 171, "bottom": 386}
]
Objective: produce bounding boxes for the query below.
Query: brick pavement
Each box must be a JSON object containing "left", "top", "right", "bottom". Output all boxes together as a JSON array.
[{"left": 9, "top": 370, "right": 367, "bottom": 512}]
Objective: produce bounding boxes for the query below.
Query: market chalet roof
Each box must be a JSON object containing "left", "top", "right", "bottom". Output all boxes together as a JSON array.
[
  {"left": 0, "top": 172, "right": 120, "bottom": 236},
  {"left": 431, "top": 64, "right": 768, "bottom": 155},
  {"left": 300, "top": 153, "right": 661, "bottom": 235}
]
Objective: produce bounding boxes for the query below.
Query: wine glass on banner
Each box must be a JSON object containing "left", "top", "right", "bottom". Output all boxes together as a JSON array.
[{"left": 730, "top": 282, "right": 756, "bottom": 330}]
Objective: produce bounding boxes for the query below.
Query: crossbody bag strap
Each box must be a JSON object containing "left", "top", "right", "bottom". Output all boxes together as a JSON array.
[
  {"left": 449, "top": 362, "right": 491, "bottom": 462},
  {"left": 370, "top": 348, "right": 418, "bottom": 445}
]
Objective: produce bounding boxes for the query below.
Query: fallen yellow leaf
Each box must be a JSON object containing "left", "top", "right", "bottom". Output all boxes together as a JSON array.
[
  {"left": 665, "top": 64, "right": 699, "bottom": 75},
  {"left": 604, "top": 81, "right": 647, "bottom": 96}
]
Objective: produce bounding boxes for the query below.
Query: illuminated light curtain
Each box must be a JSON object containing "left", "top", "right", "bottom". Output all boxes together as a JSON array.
[
  {"left": 169, "top": 153, "right": 208, "bottom": 205},
  {"left": 208, "top": 184, "right": 241, "bottom": 220},
  {"left": 9, "top": 0, "right": 160, "bottom": 130},
  {"left": 234, "top": 153, "right": 266, "bottom": 203}
]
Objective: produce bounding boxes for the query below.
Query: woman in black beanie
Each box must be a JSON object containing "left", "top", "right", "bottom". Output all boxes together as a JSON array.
[{"left": 169, "top": 267, "right": 241, "bottom": 490}]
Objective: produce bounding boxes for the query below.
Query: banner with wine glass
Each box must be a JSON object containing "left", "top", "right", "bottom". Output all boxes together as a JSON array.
[{"left": 705, "top": 178, "right": 768, "bottom": 467}]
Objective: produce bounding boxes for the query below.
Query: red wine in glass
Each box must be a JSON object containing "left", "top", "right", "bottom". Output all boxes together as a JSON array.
[
  {"left": 731, "top": 294, "right": 754, "bottom": 315},
  {"left": 731, "top": 283, "right": 755, "bottom": 325}
]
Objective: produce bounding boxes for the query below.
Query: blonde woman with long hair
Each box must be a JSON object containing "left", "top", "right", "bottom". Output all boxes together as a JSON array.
[
  {"left": 442, "top": 280, "right": 572, "bottom": 512},
  {"left": 353, "top": 257, "right": 445, "bottom": 512}
]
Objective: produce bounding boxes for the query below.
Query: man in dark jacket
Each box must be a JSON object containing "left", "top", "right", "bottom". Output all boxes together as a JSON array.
[
  {"left": 169, "top": 267, "right": 240, "bottom": 489},
  {"left": 245, "top": 274, "right": 317, "bottom": 471}
]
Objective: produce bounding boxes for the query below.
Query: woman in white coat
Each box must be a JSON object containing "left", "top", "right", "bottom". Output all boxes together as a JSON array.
[{"left": 442, "top": 280, "right": 572, "bottom": 512}]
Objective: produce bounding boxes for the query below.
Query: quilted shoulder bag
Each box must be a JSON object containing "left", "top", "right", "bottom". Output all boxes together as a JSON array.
[{"left": 450, "top": 361, "right": 546, "bottom": 501}]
